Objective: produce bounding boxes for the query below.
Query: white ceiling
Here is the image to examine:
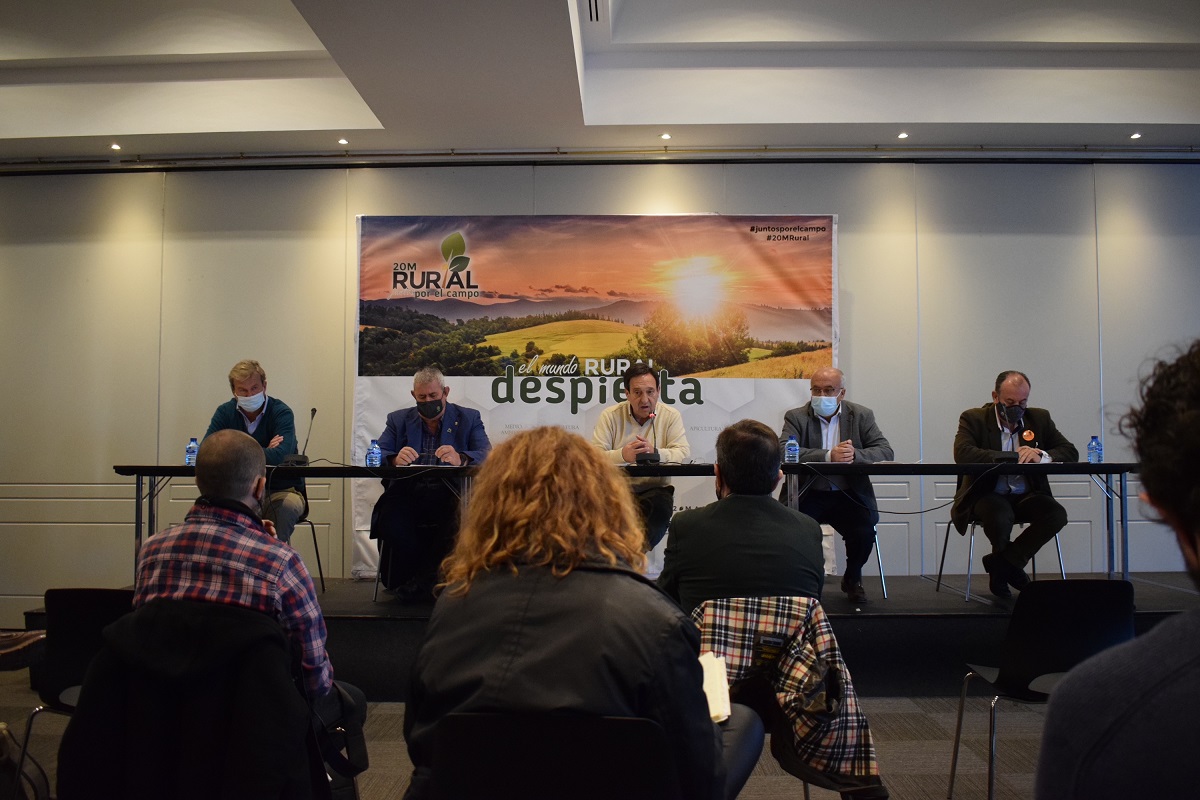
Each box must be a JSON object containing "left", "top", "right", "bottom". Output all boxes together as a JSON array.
[{"left": 2, "top": 0, "right": 1200, "bottom": 170}]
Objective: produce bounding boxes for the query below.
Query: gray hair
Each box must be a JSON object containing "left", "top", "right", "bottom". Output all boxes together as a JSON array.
[{"left": 412, "top": 366, "right": 445, "bottom": 390}]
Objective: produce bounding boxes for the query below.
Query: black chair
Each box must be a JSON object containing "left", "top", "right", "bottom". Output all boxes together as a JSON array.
[
  {"left": 16, "top": 588, "right": 134, "bottom": 785},
  {"left": 295, "top": 486, "right": 326, "bottom": 592},
  {"left": 947, "top": 579, "right": 1135, "bottom": 799},
  {"left": 57, "top": 598, "right": 331, "bottom": 800},
  {"left": 429, "top": 712, "right": 682, "bottom": 800}
]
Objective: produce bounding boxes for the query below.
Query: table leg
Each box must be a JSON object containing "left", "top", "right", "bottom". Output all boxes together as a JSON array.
[
  {"left": 134, "top": 473, "right": 145, "bottom": 572},
  {"left": 1119, "top": 472, "right": 1130, "bottom": 581}
]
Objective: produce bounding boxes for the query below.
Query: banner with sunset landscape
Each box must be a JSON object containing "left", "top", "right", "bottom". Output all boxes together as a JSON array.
[{"left": 350, "top": 214, "right": 838, "bottom": 571}]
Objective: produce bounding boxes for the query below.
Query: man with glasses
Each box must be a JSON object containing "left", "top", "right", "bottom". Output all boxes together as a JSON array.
[
  {"left": 952, "top": 370, "right": 1077, "bottom": 598},
  {"left": 779, "top": 367, "right": 893, "bottom": 603}
]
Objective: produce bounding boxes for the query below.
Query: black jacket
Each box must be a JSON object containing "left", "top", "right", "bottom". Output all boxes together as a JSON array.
[
  {"left": 58, "top": 599, "right": 321, "bottom": 800},
  {"left": 951, "top": 403, "right": 1079, "bottom": 533},
  {"left": 658, "top": 494, "right": 825, "bottom": 614},
  {"left": 403, "top": 563, "right": 725, "bottom": 800}
]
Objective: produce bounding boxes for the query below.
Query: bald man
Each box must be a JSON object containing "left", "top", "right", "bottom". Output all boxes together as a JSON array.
[
  {"left": 136, "top": 429, "right": 366, "bottom": 775},
  {"left": 779, "top": 367, "right": 893, "bottom": 603}
]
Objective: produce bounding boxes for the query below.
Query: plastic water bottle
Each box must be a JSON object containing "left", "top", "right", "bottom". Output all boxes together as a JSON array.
[
  {"left": 184, "top": 437, "right": 199, "bottom": 467},
  {"left": 1087, "top": 435, "right": 1103, "bottom": 464},
  {"left": 366, "top": 439, "right": 382, "bottom": 468},
  {"left": 784, "top": 435, "right": 800, "bottom": 464}
]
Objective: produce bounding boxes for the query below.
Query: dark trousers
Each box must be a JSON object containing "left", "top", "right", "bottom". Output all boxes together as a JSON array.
[
  {"left": 635, "top": 485, "right": 675, "bottom": 551},
  {"left": 370, "top": 477, "right": 461, "bottom": 591},
  {"left": 795, "top": 490, "right": 879, "bottom": 582},
  {"left": 970, "top": 491, "right": 1068, "bottom": 568},
  {"left": 717, "top": 704, "right": 766, "bottom": 800}
]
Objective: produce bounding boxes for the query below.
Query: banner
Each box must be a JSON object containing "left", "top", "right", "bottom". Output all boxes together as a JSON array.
[{"left": 352, "top": 215, "right": 837, "bottom": 572}]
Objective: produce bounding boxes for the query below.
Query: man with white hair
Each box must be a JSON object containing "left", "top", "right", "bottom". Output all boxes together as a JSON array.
[{"left": 370, "top": 366, "right": 491, "bottom": 601}]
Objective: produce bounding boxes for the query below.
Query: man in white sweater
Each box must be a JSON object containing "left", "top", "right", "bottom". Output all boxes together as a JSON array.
[{"left": 592, "top": 362, "right": 691, "bottom": 549}]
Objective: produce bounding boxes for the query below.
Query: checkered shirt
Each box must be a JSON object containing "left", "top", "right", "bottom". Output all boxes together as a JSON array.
[
  {"left": 135, "top": 501, "right": 333, "bottom": 698},
  {"left": 692, "top": 596, "right": 879, "bottom": 779}
]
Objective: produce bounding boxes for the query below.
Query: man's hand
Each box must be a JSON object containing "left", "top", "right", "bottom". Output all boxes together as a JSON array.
[
  {"left": 1016, "top": 445, "right": 1044, "bottom": 464},
  {"left": 392, "top": 446, "right": 420, "bottom": 466},
  {"left": 622, "top": 435, "right": 653, "bottom": 464},
  {"left": 262, "top": 519, "right": 279, "bottom": 539},
  {"left": 435, "top": 445, "right": 463, "bottom": 466},
  {"left": 829, "top": 440, "right": 855, "bottom": 463},
  {"left": 268, "top": 434, "right": 284, "bottom": 449}
]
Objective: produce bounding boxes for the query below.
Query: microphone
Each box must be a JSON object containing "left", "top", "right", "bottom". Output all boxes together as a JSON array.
[
  {"left": 283, "top": 407, "right": 316, "bottom": 466},
  {"left": 636, "top": 410, "right": 660, "bottom": 464}
]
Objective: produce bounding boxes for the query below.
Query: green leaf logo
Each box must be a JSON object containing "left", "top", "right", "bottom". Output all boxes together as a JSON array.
[
  {"left": 449, "top": 255, "right": 470, "bottom": 273},
  {"left": 441, "top": 232, "right": 467, "bottom": 263}
]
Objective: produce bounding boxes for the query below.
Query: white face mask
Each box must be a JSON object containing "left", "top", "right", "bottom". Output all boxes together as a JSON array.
[
  {"left": 236, "top": 392, "right": 266, "bottom": 413},
  {"left": 811, "top": 395, "right": 840, "bottom": 417}
]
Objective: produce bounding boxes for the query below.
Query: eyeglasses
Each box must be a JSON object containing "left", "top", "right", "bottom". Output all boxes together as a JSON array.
[{"left": 810, "top": 387, "right": 842, "bottom": 397}]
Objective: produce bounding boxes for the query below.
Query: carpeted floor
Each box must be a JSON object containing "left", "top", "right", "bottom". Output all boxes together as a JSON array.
[{"left": 1, "top": 668, "right": 1046, "bottom": 799}]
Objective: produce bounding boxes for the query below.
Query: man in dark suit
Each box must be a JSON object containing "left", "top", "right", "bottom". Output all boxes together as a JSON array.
[
  {"left": 779, "top": 367, "right": 893, "bottom": 603},
  {"left": 658, "top": 419, "right": 824, "bottom": 615},
  {"left": 952, "top": 370, "right": 1078, "bottom": 598},
  {"left": 371, "top": 366, "right": 491, "bottom": 599}
]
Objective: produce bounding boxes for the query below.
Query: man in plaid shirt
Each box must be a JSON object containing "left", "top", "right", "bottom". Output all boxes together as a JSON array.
[{"left": 136, "top": 429, "right": 366, "bottom": 775}]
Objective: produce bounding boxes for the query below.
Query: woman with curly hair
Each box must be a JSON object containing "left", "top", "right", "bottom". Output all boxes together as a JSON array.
[{"left": 402, "top": 426, "right": 763, "bottom": 800}]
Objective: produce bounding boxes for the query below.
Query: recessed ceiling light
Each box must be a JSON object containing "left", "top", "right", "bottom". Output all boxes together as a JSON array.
[
  {"left": 897, "top": 132, "right": 909, "bottom": 139},
  {"left": 1130, "top": 132, "right": 1142, "bottom": 139},
  {"left": 660, "top": 133, "right": 672, "bottom": 140},
  {"left": 110, "top": 143, "right": 121, "bottom": 150},
  {"left": 338, "top": 138, "right": 349, "bottom": 145}
]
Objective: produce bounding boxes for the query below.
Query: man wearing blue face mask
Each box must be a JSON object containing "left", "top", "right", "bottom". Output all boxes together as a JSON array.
[
  {"left": 370, "top": 366, "right": 491, "bottom": 600},
  {"left": 952, "top": 370, "right": 1078, "bottom": 598},
  {"left": 204, "top": 359, "right": 305, "bottom": 543},
  {"left": 778, "top": 367, "right": 893, "bottom": 603}
]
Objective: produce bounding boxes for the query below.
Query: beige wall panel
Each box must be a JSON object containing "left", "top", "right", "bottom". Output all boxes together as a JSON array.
[
  {"left": 0, "top": 172, "right": 164, "bottom": 625},
  {"left": 157, "top": 169, "right": 349, "bottom": 571}
]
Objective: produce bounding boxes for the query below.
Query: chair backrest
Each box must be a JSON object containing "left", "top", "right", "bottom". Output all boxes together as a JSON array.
[
  {"left": 430, "top": 712, "right": 681, "bottom": 800},
  {"left": 58, "top": 599, "right": 322, "bottom": 800},
  {"left": 994, "top": 579, "right": 1135, "bottom": 698},
  {"left": 38, "top": 588, "right": 135, "bottom": 708}
]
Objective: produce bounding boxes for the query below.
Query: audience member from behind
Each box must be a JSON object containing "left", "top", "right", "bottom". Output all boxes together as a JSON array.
[
  {"left": 135, "top": 430, "right": 366, "bottom": 771},
  {"left": 403, "top": 427, "right": 764, "bottom": 800},
  {"left": 204, "top": 359, "right": 306, "bottom": 543},
  {"left": 1035, "top": 340, "right": 1200, "bottom": 800},
  {"left": 659, "top": 419, "right": 825, "bottom": 614}
]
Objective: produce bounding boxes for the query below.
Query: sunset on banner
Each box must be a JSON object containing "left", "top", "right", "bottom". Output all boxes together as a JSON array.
[{"left": 357, "top": 215, "right": 835, "bottom": 380}]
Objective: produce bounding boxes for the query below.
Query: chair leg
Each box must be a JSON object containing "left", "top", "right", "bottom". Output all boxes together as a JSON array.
[
  {"left": 947, "top": 671, "right": 976, "bottom": 799},
  {"left": 874, "top": 529, "right": 888, "bottom": 599},
  {"left": 988, "top": 695, "right": 1002, "bottom": 800},
  {"left": 964, "top": 524, "right": 976, "bottom": 602},
  {"left": 1031, "top": 552, "right": 1037, "bottom": 580},
  {"left": 305, "top": 520, "right": 325, "bottom": 593},
  {"left": 936, "top": 521, "right": 953, "bottom": 592},
  {"left": 803, "top": 781, "right": 810, "bottom": 800},
  {"left": 17, "top": 704, "right": 68, "bottom": 791},
  {"left": 1055, "top": 533, "right": 1066, "bottom": 579}
]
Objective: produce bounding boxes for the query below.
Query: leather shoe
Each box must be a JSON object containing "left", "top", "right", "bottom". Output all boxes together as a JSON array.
[
  {"left": 840, "top": 575, "right": 869, "bottom": 604},
  {"left": 1007, "top": 563, "right": 1030, "bottom": 590},
  {"left": 981, "top": 554, "right": 1012, "bottom": 599}
]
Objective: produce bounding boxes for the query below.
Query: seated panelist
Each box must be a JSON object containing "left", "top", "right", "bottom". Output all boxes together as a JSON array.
[{"left": 370, "top": 366, "right": 490, "bottom": 601}]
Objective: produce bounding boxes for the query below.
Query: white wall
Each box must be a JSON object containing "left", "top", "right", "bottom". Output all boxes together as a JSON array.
[{"left": 2, "top": 160, "right": 1198, "bottom": 625}]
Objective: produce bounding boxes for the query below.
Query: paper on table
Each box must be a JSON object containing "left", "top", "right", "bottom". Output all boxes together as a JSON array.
[{"left": 698, "top": 651, "right": 731, "bottom": 723}]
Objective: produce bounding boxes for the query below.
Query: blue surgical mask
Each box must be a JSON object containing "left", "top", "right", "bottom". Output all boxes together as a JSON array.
[
  {"left": 811, "top": 395, "right": 839, "bottom": 417},
  {"left": 236, "top": 392, "right": 266, "bottom": 413}
]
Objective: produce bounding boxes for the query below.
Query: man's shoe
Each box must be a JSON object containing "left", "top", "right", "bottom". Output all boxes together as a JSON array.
[
  {"left": 1007, "top": 562, "right": 1031, "bottom": 591},
  {"left": 981, "top": 554, "right": 1013, "bottom": 599},
  {"left": 840, "top": 576, "right": 869, "bottom": 604}
]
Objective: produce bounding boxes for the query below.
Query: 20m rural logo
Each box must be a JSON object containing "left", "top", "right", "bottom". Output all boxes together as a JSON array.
[{"left": 392, "top": 232, "right": 481, "bottom": 298}]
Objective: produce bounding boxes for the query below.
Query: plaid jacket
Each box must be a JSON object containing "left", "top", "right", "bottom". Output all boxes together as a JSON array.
[
  {"left": 692, "top": 596, "right": 879, "bottom": 779},
  {"left": 135, "top": 499, "right": 333, "bottom": 698}
]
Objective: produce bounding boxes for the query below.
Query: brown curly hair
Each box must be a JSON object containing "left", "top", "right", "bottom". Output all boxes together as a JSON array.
[{"left": 440, "top": 426, "right": 647, "bottom": 594}]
